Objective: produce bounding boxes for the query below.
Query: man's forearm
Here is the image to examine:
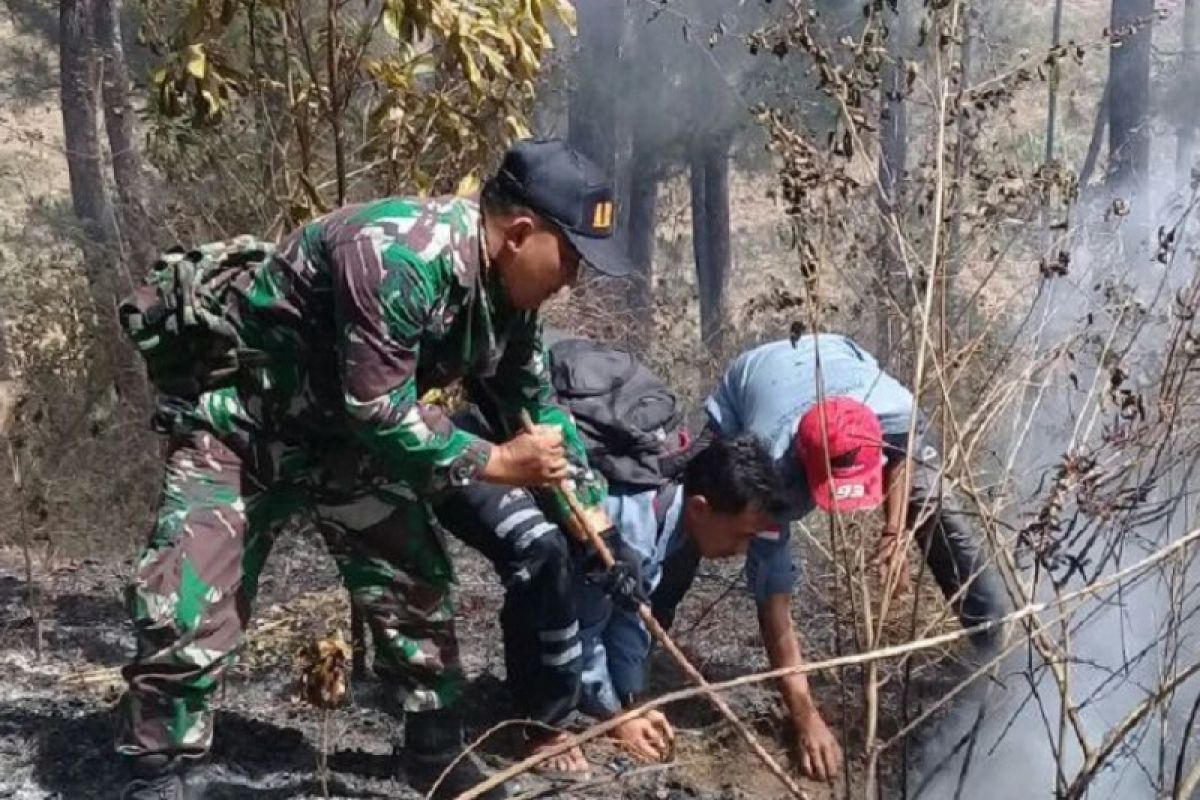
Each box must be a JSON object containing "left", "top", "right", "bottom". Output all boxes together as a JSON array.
[
  {"left": 757, "top": 593, "right": 819, "bottom": 720},
  {"left": 349, "top": 392, "right": 493, "bottom": 492}
]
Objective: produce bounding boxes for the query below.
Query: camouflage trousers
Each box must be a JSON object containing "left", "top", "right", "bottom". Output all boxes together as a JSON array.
[{"left": 116, "top": 399, "right": 462, "bottom": 758}]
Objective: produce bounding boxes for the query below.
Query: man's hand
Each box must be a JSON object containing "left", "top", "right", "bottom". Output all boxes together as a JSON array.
[
  {"left": 607, "top": 710, "right": 675, "bottom": 763},
  {"left": 793, "top": 707, "right": 842, "bottom": 782},
  {"left": 875, "top": 527, "right": 912, "bottom": 595},
  {"left": 482, "top": 425, "right": 569, "bottom": 486},
  {"left": 585, "top": 529, "right": 648, "bottom": 611},
  {"left": 758, "top": 594, "right": 841, "bottom": 783}
]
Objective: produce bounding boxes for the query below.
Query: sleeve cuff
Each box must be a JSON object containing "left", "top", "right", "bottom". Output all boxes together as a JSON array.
[{"left": 445, "top": 437, "right": 493, "bottom": 488}]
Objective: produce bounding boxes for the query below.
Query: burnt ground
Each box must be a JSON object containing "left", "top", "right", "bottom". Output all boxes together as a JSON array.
[{"left": 0, "top": 521, "right": 973, "bottom": 800}]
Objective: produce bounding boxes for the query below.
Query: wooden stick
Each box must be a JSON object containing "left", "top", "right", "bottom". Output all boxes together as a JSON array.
[{"left": 517, "top": 412, "right": 806, "bottom": 799}]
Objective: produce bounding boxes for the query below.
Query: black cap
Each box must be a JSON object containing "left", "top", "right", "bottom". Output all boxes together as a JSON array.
[{"left": 493, "top": 138, "right": 634, "bottom": 277}]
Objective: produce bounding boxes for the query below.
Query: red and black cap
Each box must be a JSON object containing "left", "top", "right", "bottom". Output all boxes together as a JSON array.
[
  {"left": 795, "top": 397, "right": 886, "bottom": 513},
  {"left": 493, "top": 138, "right": 634, "bottom": 277}
]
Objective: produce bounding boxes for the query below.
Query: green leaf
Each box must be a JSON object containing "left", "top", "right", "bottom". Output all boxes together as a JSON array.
[
  {"left": 383, "top": 0, "right": 402, "bottom": 40},
  {"left": 185, "top": 44, "right": 207, "bottom": 80}
]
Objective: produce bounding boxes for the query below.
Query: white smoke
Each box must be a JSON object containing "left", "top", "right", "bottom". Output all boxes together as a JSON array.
[{"left": 913, "top": 184, "right": 1200, "bottom": 798}]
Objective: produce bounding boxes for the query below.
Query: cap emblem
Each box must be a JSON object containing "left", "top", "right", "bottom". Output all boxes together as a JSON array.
[{"left": 591, "top": 200, "right": 614, "bottom": 231}]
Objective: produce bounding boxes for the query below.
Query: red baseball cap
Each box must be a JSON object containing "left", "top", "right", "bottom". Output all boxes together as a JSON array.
[{"left": 795, "top": 397, "right": 885, "bottom": 512}]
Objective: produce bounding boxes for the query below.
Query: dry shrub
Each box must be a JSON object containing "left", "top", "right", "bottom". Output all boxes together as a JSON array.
[{"left": 0, "top": 238, "right": 160, "bottom": 559}]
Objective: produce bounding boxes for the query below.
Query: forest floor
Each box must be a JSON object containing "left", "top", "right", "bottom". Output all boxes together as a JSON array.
[{"left": 0, "top": 517, "right": 978, "bottom": 800}]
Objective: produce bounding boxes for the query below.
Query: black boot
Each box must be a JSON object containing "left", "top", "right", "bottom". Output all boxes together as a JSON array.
[
  {"left": 120, "top": 754, "right": 191, "bottom": 800},
  {"left": 401, "top": 708, "right": 509, "bottom": 800}
]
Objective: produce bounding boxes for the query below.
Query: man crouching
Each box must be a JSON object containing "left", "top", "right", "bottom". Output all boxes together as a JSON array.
[{"left": 438, "top": 433, "right": 843, "bottom": 783}]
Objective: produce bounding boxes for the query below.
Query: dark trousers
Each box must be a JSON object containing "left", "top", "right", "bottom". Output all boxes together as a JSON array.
[
  {"left": 907, "top": 451, "right": 1010, "bottom": 649},
  {"left": 435, "top": 482, "right": 582, "bottom": 726}
]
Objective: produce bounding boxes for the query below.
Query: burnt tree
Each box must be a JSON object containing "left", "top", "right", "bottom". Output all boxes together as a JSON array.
[
  {"left": 570, "top": 1, "right": 662, "bottom": 329},
  {"left": 567, "top": 0, "right": 623, "bottom": 176},
  {"left": 1107, "top": 0, "right": 1154, "bottom": 197},
  {"left": 619, "top": 7, "right": 664, "bottom": 324},
  {"left": 691, "top": 140, "right": 732, "bottom": 351},
  {"left": 625, "top": 132, "right": 658, "bottom": 317},
  {"left": 1177, "top": 0, "right": 1200, "bottom": 177}
]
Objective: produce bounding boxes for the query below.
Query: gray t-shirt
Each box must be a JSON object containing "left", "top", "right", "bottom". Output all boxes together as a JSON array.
[{"left": 704, "top": 335, "right": 921, "bottom": 592}]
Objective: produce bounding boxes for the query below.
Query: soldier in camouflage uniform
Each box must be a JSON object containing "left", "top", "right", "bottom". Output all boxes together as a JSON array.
[{"left": 116, "top": 139, "right": 637, "bottom": 800}]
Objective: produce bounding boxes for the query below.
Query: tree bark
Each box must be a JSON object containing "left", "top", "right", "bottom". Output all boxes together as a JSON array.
[
  {"left": 691, "top": 141, "right": 731, "bottom": 353},
  {"left": 1045, "top": 0, "right": 1066, "bottom": 163},
  {"left": 567, "top": 0, "right": 623, "bottom": 175},
  {"left": 60, "top": 0, "right": 115, "bottom": 243},
  {"left": 64, "top": 0, "right": 151, "bottom": 406},
  {"left": 1177, "top": 0, "right": 1200, "bottom": 179},
  {"left": 625, "top": 132, "right": 657, "bottom": 327},
  {"left": 94, "top": 0, "right": 152, "bottom": 272},
  {"left": 1107, "top": 0, "right": 1154, "bottom": 197},
  {"left": 946, "top": 4, "right": 975, "bottom": 329},
  {"left": 326, "top": 0, "right": 346, "bottom": 205},
  {"left": 690, "top": 153, "right": 709, "bottom": 344},
  {"left": 1079, "top": 81, "right": 1110, "bottom": 189}
]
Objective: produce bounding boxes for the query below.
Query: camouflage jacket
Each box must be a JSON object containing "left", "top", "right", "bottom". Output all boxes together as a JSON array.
[{"left": 228, "top": 196, "right": 605, "bottom": 509}]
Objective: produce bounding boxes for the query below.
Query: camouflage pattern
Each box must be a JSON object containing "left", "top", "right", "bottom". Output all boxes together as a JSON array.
[
  {"left": 117, "top": 420, "right": 461, "bottom": 756},
  {"left": 117, "top": 196, "right": 606, "bottom": 757},
  {"left": 226, "top": 196, "right": 603, "bottom": 506},
  {"left": 119, "top": 236, "right": 277, "bottom": 399}
]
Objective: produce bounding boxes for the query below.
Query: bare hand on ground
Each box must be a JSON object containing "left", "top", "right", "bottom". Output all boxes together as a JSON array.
[
  {"left": 528, "top": 730, "right": 590, "bottom": 775},
  {"left": 794, "top": 708, "right": 842, "bottom": 782},
  {"left": 483, "top": 425, "right": 568, "bottom": 486},
  {"left": 607, "top": 710, "right": 675, "bottom": 763}
]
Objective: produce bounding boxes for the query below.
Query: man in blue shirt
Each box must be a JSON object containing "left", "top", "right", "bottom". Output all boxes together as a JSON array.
[
  {"left": 576, "top": 433, "right": 844, "bottom": 782},
  {"left": 704, "top": 334, "right": 1008, "bottom": 646},
  {"left": 441, "top": 433, "right": 845, "bottom": 782}
]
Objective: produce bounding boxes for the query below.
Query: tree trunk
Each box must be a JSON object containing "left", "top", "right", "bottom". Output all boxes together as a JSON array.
[
  {"left": 94, "top": 0, "right": 152, "bottom": 272},
  {"left": 1079, "top": 81, "right": 1110, "bottom": 189},
  {"left": 567, "top": 0, "right": 623, "bottom": 175},
  {"left": 690, "top": 154, "right": 709, "bottom": 346},
  {"left": 691, "top": 142, "right": 731, "bottom": 353},
  {"left": 64, "top": 0, "right": 150, "bottom": 406},
  {"left": 1107, "top": 0, "right": 1154, "bottom": 197},
  {"left": 625, "top": 132, "right": 657, "bottom": 329},
  {"left": 325, "top": 0, "right": 346, "bottom": 205},
  {"left": 1045, "top": 0, "right": 1066, "bottom": 163},
  {"left": 1177, "top": 0, "right": 1200, "bottom": 179},
  {"left": 60, "top": 0, "right": 115, "bottom": 243},
  {"left": 946, "top": 4, "right": 975, "bottom": 329},
  {"left": 876, "top": 4, "right": 910, "bottom": 366},
  {"left": 613, "top": 1, "right": 648, "bottom": 264}
]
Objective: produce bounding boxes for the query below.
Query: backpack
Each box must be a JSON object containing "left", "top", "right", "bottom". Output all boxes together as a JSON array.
[
  {"left": 118, "top": 236, "right": 273, "bottom": 398},
  {"left": 546, "top": 336, "right": 690, "bottom": 490}
]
